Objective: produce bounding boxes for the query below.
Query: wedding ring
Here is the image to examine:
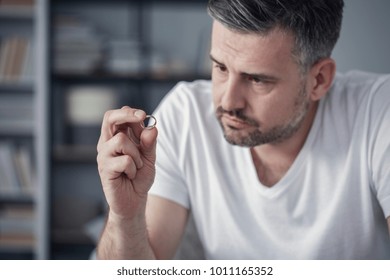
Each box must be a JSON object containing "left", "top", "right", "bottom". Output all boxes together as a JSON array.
[{"left": 140, "top": 114, "right": 157, "bottom": 129}]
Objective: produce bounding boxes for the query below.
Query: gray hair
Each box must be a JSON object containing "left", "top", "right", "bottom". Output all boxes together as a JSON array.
[{"left": 207, "top": 0, "right": 344, "bottom": 72}]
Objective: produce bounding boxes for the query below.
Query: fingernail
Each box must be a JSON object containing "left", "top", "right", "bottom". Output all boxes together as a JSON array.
[{"left": 134, "top": 110, "right": 144, "bottom": 118}]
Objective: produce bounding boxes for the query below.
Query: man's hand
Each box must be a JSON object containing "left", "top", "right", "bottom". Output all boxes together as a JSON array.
[{"left": 97, "top": 106, "right": 158, "bottom": 220}]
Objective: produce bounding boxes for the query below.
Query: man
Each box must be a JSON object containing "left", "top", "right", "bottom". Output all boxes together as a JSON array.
[{"left": 96, "top": 0, "right": 390, "bottom": 259}]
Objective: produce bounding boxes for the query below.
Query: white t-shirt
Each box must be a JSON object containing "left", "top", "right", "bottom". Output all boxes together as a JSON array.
[{"left": 149, "top": 71, "right": 390, "bottom": 259}]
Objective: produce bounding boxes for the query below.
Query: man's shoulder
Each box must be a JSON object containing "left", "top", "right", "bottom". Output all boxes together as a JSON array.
[
  {"left": 153, "top": 79, "right": 213, "bottom": 128},
  {"left": 333, "top": 70, "right": 390, "bottom": 91},
  {"left": 176, "top": 79, "right": 212, "bottom": 90},
  {"left": 169, "top": 79, "right": 212, "bottom": 99},
  {"left": 329, "top": 71, "right": 390, "bottom": 104},
  {"left": 157, "top": 79, "right": 212, "bottom": 113},
  {"left": 324, "top": 71, "right": 390, "bottom": 132}
]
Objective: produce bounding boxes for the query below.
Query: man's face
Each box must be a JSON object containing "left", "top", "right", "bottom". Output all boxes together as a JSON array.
[{"left": 210, "top": 21, "right": 312, "bottom": 147}]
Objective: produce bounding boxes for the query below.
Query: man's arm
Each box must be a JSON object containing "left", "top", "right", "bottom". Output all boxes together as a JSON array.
[
  {"left": 95, "top": 107, "right": 187, "bottom": 259},
  {"left": 97, "top": 201, "right": 155, "bottom": 259},
  {"left": 146, "top": 195, "right": 189, "bottom": 259},
  {"left": 97, "top": 195, "right": 188, "bottom": 259}
]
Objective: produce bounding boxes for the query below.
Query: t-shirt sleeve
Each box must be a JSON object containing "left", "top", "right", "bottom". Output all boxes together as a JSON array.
[
  {"left": 370, "top": 76, "right": 390, "bottom": 218},
  {"left": 148, "top": 83, "right": 191, "bottom": 209},
  {"left": 149, "top": 139, "right": 190, "bottom": 209}
]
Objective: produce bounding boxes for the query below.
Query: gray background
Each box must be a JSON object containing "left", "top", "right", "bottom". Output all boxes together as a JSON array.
[{"left": 331, "top": 0, "right": 390, "bottom": 73}]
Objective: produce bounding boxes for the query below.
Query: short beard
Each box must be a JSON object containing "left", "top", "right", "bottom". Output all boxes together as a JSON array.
[{"left": 216, "top": 84, "right": 310, "bottom": 147}]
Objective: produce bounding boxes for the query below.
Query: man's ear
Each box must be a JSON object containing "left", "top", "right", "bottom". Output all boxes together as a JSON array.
[{"left": 308, "top": 58, "right": 336, "bottom": 101}]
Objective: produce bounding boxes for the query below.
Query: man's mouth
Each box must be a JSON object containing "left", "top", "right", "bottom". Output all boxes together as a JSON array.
[
  {"left": 222, "top": 114, "right": 254, "bottom": 130},
  {"left": 215, "top": 106, "right": 259, "bottom": 129},
  {"left": 220, "top": 114, "right": 257, "bottom": 130}
]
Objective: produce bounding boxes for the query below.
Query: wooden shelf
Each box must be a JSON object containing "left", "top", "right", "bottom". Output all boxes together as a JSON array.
[
  {"left": 51, "top": 228, "right": 94, "bottom": 245},
  {"left": 0, "top": 82, "right": 34, "bottom": 92},
  {"left": 0, "top": 235, "right": 35, "bottom": 252},
  {"left": 53, "top": 145, "right": 97, "bottom": 163},
  {"left": 0, "top": 192, "right": 34, "bottom": 205},
  {"left": 0, "top": 120, "right": 34, "bottom": 136},
  {"left": 52, "top": 0, "right": 207, "bottom": 4},
  {"left": 0, "top": 6, "right": 34, "bottom": 20},
  {"left": 52, "top": 71, "right": 210, "bottom": 83}
]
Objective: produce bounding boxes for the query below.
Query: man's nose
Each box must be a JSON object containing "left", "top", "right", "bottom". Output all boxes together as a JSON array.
[{"left": 221, "top": 77, "right": 245, "bottom": 112}]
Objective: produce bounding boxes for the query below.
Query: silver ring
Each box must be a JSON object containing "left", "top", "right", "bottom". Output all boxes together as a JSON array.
[{"left": 140, "top": 114, "right": 157, "bottom": 129}]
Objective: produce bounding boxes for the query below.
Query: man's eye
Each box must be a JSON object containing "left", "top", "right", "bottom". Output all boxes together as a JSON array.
[
  {"left": 215, "top": 64, "right": 227, "bottom": 72},
  {"left": 248, "top": 76, "right": 265, "bottom": 84}
]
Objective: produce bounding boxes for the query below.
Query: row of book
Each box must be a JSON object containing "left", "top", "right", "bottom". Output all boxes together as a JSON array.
[
  {"left": 0, "top": 141, "right": 35, "bottom": 196},
  {"left": 54, "top": 14, "right": 104, "bottom": 74},
  {"left": 0, "top": 0, "right": 34, "bottom": 5},
  {"left": 0, "top": 204, "right": 35, "bottom": 251},
  {"left": 0, "top": 93, "right": 34, "bottom": 136},
  {"left": 53, "top": 13, "right": 209, "bottom": 77},
  {"left": 0, "top": 0, "right": 36, "bottom": 254},
  {"left": 0, "top": 36, "right": 34, "bottom": 84}
]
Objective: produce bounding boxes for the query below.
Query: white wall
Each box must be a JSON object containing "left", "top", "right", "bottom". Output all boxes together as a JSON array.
[
  {"left": 151, "top": 0, "right": 390, "bottom": 75},
  {"left": 332, "top": 0, "right": 390, "bottom": 74}
]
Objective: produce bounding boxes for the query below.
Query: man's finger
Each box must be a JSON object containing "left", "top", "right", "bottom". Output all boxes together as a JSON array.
[
  {"left": 140, "top": 127, "right": 158, "bottom": 164},
  {"left": 98, "top": 108, "right": 146, "bottom": 151}
]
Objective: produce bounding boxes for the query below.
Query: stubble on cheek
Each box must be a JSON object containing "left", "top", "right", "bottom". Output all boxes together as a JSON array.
[{"left": 214, "top": 106, "right": 263, "bottom": 146}]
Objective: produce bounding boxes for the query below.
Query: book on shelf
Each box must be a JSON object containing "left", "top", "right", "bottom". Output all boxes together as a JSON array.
[
  {"left": 0, "top": 207, "right": 34, "bottom": 236},
  {"left": 0, "top": 142, "right": 20, "bottom": 195},
  {"left": 0, "top": 0, "right": 34, "bottom": 7},
  {"left": 0, "top": 36, "right": 34, "bottom": 85},
  {"left": 0, "top": 204, "right": 34, "bottom": 217},
  {"left": 0, "top": 1, "right": 34, "bottom": 20},
  {"left": 0, "top": 204, "right": 35, "bottom": 250},
  {"left": 0, "top": 235, "right": 35, "bottom": 251},
  {"left": 54, "top": 13, "right": 104, "bottom": 74},
  {"left": 0, "top": 93, "right": 34, "bottom": 134},
  {"left": 105, "top": 40, "right": 142, "bottom": 75},
  {"left": 14, "top": 145, "right": 35, "bottom": 194},
  {"left": 0, "top": 141, "right": 35, "bottom": 196},
  {"left": 0, "top": 205, "right": 35, "bottom": 250}
]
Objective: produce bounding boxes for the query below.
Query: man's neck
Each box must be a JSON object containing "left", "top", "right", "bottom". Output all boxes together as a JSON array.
[{"left": 251, "top": 101, "right": 319, "bottom": 187}]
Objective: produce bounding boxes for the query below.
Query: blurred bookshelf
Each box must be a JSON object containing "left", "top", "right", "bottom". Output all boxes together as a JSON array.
[
  {"left": 0, "top": 0, "right": 211, "bottom": 260},
  {"left": 0, "top": 1, "right": 34, "bottom": 19},
  {"left": 48, "top": 0, "right": 211, "bottom": 259},
  {"left": 0, "top": 0, "right": 49, "bottom": 260}
]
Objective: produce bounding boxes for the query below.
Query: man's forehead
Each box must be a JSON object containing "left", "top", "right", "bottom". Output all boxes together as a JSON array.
[
  {"left": 211, "top": 21, "right": 295, "bottom": 61},
  {"left": 210, "top": 21, "right": 302, "bottom": 79},
  {"left": 212, "top": 21, "right": 293, "bottom": 48}
]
